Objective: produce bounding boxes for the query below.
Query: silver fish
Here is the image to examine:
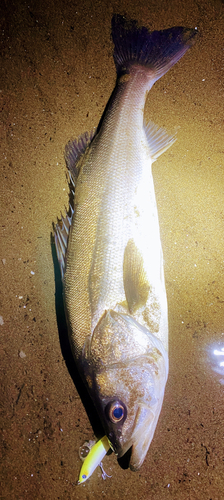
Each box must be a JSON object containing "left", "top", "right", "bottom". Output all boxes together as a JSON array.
[{"left": 55, "top": 15, "right": 197, "bottom": 471}]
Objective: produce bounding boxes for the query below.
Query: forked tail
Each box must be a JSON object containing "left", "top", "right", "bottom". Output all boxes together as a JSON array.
[{"left": 112, "top": 14, "right": 197, "bottom": 83}]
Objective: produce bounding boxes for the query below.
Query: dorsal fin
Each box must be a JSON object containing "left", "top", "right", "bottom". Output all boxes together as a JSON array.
[
  {"left": 64, "top": 130, "right": 95, "bottom": 180},
  {"left": 54, "top": 130, "right": 95, "bottom": 279}
]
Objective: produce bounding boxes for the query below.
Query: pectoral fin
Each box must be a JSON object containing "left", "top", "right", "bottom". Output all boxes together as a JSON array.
[{"left": 123, "top": 239, "right": 150, "bottom": 313}]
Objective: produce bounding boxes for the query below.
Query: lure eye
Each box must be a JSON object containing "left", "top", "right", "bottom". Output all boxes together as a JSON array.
[{"left": 106, "top": 400, "right": 127, "bottom": 423}]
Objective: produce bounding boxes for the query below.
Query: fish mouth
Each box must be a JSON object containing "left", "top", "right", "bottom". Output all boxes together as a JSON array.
[{"left": 109, "top": 401, "right": 164, "bottom": 471}]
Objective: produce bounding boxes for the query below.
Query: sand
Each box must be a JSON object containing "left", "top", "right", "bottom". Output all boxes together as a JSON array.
[{"left": 1, "top": 0, "right": 224, "bottom": 498}]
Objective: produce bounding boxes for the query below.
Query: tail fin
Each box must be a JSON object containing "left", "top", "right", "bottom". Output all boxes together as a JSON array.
[{"left": 112, "top": 15, "right": 197, "bottom": 81}]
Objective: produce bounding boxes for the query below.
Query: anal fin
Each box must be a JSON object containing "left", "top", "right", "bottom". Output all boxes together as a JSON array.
[{"left": 144, "top": 121, "right": 176, "bottom": 162}]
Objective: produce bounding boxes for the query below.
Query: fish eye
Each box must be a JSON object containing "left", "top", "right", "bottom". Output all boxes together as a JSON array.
[{"left": 105, "top": 400, "right": 127, "bottom": 423}]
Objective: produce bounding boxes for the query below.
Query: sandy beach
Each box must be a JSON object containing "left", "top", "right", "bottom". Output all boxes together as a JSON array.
[{"left": 1, "top": 0, "right": 224, "bottom": 498}]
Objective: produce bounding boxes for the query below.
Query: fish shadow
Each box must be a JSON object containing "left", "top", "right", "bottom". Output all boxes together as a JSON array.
[
  {"left": 51, "top": 234, "right": 104, "bottom": 438},
  {"left": 51, "top": 234, "right": 131, "bottom": 470}
]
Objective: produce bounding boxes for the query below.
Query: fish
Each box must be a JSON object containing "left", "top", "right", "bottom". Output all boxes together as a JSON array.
[{"left": 54, "top": 14, "right": 197, "bottom": 471}]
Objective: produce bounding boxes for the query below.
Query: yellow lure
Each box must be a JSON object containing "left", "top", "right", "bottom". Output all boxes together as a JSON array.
[{"left": 78, "top": 435, "right": 111, "bottom": 484}]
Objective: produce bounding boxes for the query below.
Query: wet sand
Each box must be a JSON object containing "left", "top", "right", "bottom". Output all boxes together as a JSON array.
[{"left": 1, "top": 0, "right": 224, "bottom": 498}]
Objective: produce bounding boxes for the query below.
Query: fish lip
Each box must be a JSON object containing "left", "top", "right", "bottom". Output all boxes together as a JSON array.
[
  {"left": 128, "top": 402, "right": 164, "bottom": 470},
  {"left": 107, "top": 428, "right": 123, "bottom": 456}
]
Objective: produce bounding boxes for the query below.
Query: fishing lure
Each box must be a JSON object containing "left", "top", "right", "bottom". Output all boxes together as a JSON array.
[{"left": 78, "top": 435, "right": 111, "bottom": 484}]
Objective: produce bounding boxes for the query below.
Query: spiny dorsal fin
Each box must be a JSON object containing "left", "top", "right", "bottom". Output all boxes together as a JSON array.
[
  {"left": 54, "top": 130, "right": 95, "bottom": 279},
  {"left": 54, "top": 204, "right": 74, "bottom": 279}
]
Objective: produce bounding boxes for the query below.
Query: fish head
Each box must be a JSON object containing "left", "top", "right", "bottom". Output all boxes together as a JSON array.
[{"left": 82, "top": 310, "right": 168, "bottom": 470}]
